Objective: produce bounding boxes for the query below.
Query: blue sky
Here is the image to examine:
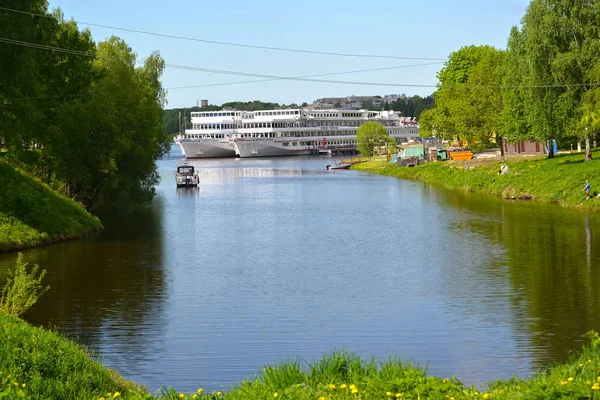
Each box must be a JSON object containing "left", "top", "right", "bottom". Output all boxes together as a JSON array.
[{"left": 48, "top": 0, "right": 527, "bottom": 109}]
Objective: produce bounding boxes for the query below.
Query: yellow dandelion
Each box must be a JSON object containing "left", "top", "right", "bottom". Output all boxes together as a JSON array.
[
  {"left": 588, "top": 360, "right": 592, "bottom": 363},
  {"left": 586, "top": 381, "right": 592, "bottom": 385},
  {"left": 350, "top": 384, "right": 356, "bottom": 390},
  {"left": 352, "top": 388, "right": 358, "bottom": 394},
  {"left": 193, "top": 396, "right": 198, "bottom": 399},
  {"left": 340, "top": 384, "right": 347, "bottom": 389},
  {"left": 395, "top": 393, "right": 403, "bottom": 398},
  {"left": 113, "top": 393, "right": 121, "bottom": 399},
  {"left": 474, "top": 391, "right": 479, "bottom": 395},
  {"left": 560, "top": 381, "right": 568, "bottom": 386},
  {"left": 483, "top": 394, "right": 489, "bottom": 399},
  {"left": 274, "top": 393, "right": 278, "bottom": 397},
  {"left": 329, "top": 384, "right": 336, "bottom": 389},
  {"left": 318, "top": 397, "right": 326, "bottom": 400},
  {"left": 99, "top": 398, "right": 105, "bottom": 400},
  {"left": 579, "top": 363, "right": 584, "bottom": 367},
  {"left": 386, "top": 392, "right": 393, "bottom": 396},
  {"left": 178, "top": 394, "right": 184, "bottom": 399},
  {"left": 198, "top": 388, "right": 203, "bottom": 394},
  {"left": 568, "top": 377, "right": 574, "bottom": 381},
  {"left": 443, "top": 378, "right": 449, "bottom": 383},
  {"left": 217, "top": 391, "right": 222, "bottom": 396},
  {"left": 592, "top": 384, "right": 600, "bottom": 390},
  {"left": 450, "top": 397, "right": 455, "bottom": 400}
]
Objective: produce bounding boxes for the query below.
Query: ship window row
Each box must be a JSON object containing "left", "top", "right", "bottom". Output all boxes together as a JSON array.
[
  {"left": 236, "top": 130, "right": 362, "bottom": 138},
  {"left": 191, "top": 120, "right": 402, "bottom": 130},
  {"left": 281, "top": 140, "right": 357, "bottom": 147},
  {"left": 187, "top": 133, "right": 226, "bottom": 139},
  {"left": 254, "top": 110, "right": 300, "bottom": 116},
  {"left": 193, "top": 123, "right": 237, "bottom": 130},
  {"left": 192, "top": 112, "right": 238, "bottom": 117}
]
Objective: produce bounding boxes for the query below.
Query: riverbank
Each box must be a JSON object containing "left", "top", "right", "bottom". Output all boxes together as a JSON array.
[
  {"left": 352, "top": 151, "right": 600, "bottom": 210},
  {"left": 0, "top": 159, "right": 102, "bottom": 252},
  {"left": 2, "top": 312, "right": 600, "bottom": 399}
]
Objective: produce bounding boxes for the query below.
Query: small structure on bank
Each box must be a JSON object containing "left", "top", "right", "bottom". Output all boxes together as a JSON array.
[{"left": 502, "top": 139, "right": 547, "bottom": 156}]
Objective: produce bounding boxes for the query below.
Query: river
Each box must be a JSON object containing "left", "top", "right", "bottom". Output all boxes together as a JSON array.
[{"left": 1, "top": 144, "right": 599, "bottom": 393}]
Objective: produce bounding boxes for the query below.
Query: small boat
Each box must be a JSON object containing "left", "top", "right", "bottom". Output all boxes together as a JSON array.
[
  {"left": 326, "top": 163, "right": 352, "bottom": 170},
  {"left": 175, "top": 164, "right": 199, "bottom": 187}
]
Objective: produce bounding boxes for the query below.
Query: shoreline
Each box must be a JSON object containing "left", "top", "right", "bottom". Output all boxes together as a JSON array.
[
  {"left": 351, "top": 151, "right": 600, "bottom": 212},
  {"left": 0, "top": 159, "right": 103, "bottom": 253},
  {"left": 1, "top": 312, "right": 600, "bottom": 399}
]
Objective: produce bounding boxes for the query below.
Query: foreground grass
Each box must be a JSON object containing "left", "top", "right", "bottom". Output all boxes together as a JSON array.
[
  {"left": 352, "top": 151, "right": 600, "bottom": 211},
  {"left": 0, "top": 159, "right": 102, "bottom": 252},
  {"left": 2, "top": 313, "right": 600, "bottom": 399}
]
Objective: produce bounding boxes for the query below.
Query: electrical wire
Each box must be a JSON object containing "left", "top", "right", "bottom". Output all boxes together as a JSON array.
[
  {"left": 2, "top": 37, "right": 600, "bottom": 96},
  {"left": 0, "top": 6, "right": 448, "bottom": 61}
]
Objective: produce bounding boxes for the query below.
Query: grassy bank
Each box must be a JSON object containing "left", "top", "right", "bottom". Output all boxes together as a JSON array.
[
  {"left": 2, "top": 312, "right": 600, "bottom": 399},
  {"left": 352, "top": 151, "right": 600, "bottom": 210},
  {"left": 0, "top": 159, "right": 102, "bottom": 252}
]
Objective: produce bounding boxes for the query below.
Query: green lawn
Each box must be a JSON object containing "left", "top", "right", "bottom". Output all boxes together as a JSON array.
[
  {"left": 352, "top": 150, "right": 600, "bottom": 211},
  {"left": 0, "top": 159, "right": 102, "bottom": 252}
]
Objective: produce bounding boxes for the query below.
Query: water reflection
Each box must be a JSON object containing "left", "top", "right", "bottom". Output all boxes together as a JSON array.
[
  {"left": 432, "top": 188, "right": 600, "bottom": 370},
  {"left": 0, "top": 200, "right": 168, "bottom": 384}
]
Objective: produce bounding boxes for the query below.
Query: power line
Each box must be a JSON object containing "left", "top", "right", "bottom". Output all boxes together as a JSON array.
[
  {"left": 0, "top": 5, "right": 448, "bottom": 61},
  {"left": 2, "top": 37, "right": 600, "bottom": 93},
  {"left": 165, "top": 62, "right": 446, "bottom": 90}
]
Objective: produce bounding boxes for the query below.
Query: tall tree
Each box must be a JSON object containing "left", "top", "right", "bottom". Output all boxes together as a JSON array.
[
  {"left": 504, "top": 0, "right": 600, "bottom": 158},
  {"left": 428, "top": 45, "right": 504, "bottom": 149},
  {"left": 0, "top": 0, "right": 52, "bottom": 149}
]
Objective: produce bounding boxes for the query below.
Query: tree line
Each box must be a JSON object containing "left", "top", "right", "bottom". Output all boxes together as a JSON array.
[
  {"left": 0, "top": 1, "right": 169, "bottom": 209},
  {"left": 419, "top": 0, "right": 600, "bottom": 160}
]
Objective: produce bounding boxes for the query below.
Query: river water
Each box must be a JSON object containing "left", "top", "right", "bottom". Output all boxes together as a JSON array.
[{"left": 1, "top": 145, "right": 599, "bottom": 392}]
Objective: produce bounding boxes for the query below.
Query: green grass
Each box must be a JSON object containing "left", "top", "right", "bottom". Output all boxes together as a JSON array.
[
  {"left": 0, "top": 312, "right": 144, "bottom": 399},
  {"left": 2, "top": 312, "right": 600, "bottom": 399},
  {"left": 0, "top": 159, "right": 102, "bottom": 252},
  {"left": 352, "top": 151, "right": 600, "bottom": 211}
]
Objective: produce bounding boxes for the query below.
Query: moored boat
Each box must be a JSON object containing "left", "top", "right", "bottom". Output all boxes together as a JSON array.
[{"left": 181, "top": 108, "right": 421, "bottom": 159}]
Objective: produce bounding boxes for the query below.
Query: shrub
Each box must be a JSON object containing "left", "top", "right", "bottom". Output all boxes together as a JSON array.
[{"left": 0, "top": 253, "right": 49, "bottom": 316}]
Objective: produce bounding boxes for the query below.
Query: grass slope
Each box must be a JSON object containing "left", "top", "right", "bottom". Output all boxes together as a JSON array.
[
  {"left": 2, "top": 312, "right": 600, "bottom": 399},
  {"left": 352, "top": 151, "right": 600, "bottom": 210},
  {"left": 0, "top": 159, "right": 102, "bottom": 252}
]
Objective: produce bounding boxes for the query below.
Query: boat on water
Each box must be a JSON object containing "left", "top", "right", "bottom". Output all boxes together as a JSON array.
[
  {"left": 177, "top": 108, "right": 421, "bottom": 159},
  {"left": 326, "top": 163, "right": 352, "bottom": 170},
  {"left": 175, "top": 165, "right": 199, "bottom": 187}
]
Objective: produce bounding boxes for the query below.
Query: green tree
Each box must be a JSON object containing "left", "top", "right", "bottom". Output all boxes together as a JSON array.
[
  {"left": 427, "top": 45, "right": 504, "bottom": 149},
  {"left": 503, "top": 0, "right": 600, "bottom": 158},
  {"left": 0, "top": 0, "right": 53, "bottom": 150},
  {"left": 356, "top": 121, "right": 392, "bottom": 158}
]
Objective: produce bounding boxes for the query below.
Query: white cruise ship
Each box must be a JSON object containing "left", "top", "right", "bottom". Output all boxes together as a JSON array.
[{"left": 177, "top": 108, "right": 420, "bottom": 158}]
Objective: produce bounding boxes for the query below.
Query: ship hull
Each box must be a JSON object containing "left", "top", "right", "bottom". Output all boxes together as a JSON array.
[
  {"left": 234, "top": 139, "right": 315, "bottom": 158},
  {"left": 179, "top": 139, "right": 236, "bottom": 158}
]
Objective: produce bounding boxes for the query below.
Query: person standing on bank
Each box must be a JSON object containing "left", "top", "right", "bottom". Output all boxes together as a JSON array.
[{"left": 583, "top": 180, "right": 591, "bottom": 200}]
